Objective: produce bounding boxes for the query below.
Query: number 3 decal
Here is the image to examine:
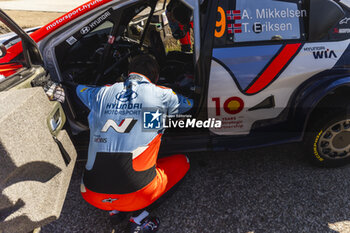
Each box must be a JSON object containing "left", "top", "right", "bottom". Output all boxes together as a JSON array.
[{"left": 215, "top": 6, "right": 226, "bottom": 38}]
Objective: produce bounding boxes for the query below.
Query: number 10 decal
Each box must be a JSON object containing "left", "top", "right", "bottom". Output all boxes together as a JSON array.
[{"left": 212, "top": 97, "right": 244, "bottom": 116}]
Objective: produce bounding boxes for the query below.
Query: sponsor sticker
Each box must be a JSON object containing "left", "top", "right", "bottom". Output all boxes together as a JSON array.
[
  {"left": 339, "top": 17, "right": 350, "bottom": 25},
  {"left": 104, "top": 102, "right": 142, "bottom": 116},
  {"left": 220, "top": 116, "right": 244, "bottom": 129},
  {"left": 313, "top": 130, "right": 324, "bottom": 162},
  {"left": 102, "top": 198, "right": 118, "bottom": 203},
  {"left": 334, "top": 28, "right": 350, "bottom": 34},
  {"left": 66, "top": 36, "right": 78, "bottom": 45},
  {"left": 94, "top": 135, "right": 107, "bottom": 143},
  {"left": 116, "top": 90, "right": 138, "bottom": 102},
  {"left": 79, "top": 10, "right": 112, "bottom": 36},
  {"left": 45, "top": 0, "right": 105, "bottom": 32},
  {"left": 80, "top": 26, "right": 91, "bottom": 35},
  {"left": 108, "top": 35, "right": 116, "bottom": 44},
  {"left": 212, "top": 97, "right": 244, "bottom": 116},
  {"left": 339, "top": 28, "right": 350, "bottom": 33},
  {"left": 101, "top": 118, "right": 137, "bottom": 133},
  {"left": 60, "top": 9, "right": 112, "bottom": 50},
  {"left": 303, "top": 46, "right": 338, "bottom": 59},
  {"left": 211, "top": 97, "right": 245, "bottom": 129},
  {"left": 223, "top": 97, "right": 244, "bottom": 115}
]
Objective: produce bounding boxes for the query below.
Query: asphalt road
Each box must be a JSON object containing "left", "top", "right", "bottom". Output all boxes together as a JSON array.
[
  {"left": 41, "top": 143, "right": 350, "bottom": 233},
  {"left": 2, "top": 1, "right": 350, "bottom": 233}
]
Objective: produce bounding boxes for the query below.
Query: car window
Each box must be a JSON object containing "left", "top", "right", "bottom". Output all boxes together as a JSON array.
[
  {"left": 89, "top": 20, "right": 114, "bottom": 36},
  {"left": 127, "top": 6, "right": 151, "bottom": 42},
  {"left": 214, "top": 0, "right": 306, "bottom": 47},
  {"left": 67, "top": 19, "right": 114, "bottom": 46},
  {"left": 55, "top": 15, "right": 114, "bottom": 80},
  {"left": 0, "top": 22, "right": 12, "bottom": 46}
]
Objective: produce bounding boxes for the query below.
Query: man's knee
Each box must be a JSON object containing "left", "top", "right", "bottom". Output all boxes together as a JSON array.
[
  {"left": 172, "top": 154, "right": 190, "bottom": 171},
  {"left": 157, "top": 154, "right": 190, "bottom": 183},
  {"left": 158, "top": 154, "right": 190, "bottom": 171}
]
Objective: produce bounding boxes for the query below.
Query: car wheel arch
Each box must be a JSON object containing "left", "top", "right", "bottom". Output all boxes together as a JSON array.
[{"left": 290, "top": 75, "right": 350, "bottom": 139}]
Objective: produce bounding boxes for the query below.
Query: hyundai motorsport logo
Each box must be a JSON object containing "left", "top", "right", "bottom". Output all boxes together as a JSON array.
[
  {"left": 101, "top": 118, "right": 137, "bottom": 133},
  {"left": 116, "top": 89, "right": 138, "bottom": 102}
]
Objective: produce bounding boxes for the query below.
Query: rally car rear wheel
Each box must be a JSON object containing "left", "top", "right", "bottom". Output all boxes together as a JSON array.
[{"left": 305, "top": 112, "right": 350, "bottom": 167}]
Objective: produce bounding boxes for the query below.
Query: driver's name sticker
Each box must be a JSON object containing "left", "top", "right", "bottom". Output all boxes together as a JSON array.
[
  {"left": 226, "top": 8, "right": 307, "bottom": 35},
  {"left": 215, "top": 3, "right": 307, "bottom": 40},
  {"left": 66, "top": 36, "right": 77, "bottom": 46}
]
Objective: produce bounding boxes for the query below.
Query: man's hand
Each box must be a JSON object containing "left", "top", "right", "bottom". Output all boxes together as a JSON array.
[
  {"left": 31, "top": 75, "right": 66, "bottom": 103},
  {"left": 44, "top": 81, "right": 65, "bottom": 104}
]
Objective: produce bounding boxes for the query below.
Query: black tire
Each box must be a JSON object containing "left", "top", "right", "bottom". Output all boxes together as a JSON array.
[{"left": 304, "top": 110, "right": 350, "bottom": 167}]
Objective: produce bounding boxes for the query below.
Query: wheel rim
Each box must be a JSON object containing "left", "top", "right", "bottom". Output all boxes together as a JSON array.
[{"left": 317, "top": 120, "right": 350, "bottom": 159}]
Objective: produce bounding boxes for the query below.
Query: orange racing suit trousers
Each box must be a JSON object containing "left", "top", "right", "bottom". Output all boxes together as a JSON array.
[{"left": 81, "top": 153, "right": 190, "bottom": 212}]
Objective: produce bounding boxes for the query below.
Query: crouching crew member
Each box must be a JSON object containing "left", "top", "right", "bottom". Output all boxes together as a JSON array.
[{"left": 77, "top": 54, "right": 193, "bottom": 232}]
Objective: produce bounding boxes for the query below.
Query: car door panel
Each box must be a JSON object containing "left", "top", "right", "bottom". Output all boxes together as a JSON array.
[
  {"left": 212, "top": 45, "right": 282, "bottom": 91},
  {"left": 0, "top": 10, "right": 77, "bottom": 233},
  {"left": 0, "top": 87, "right": 77, "bottom": 233},
  {"left": 207, "top": 0, "right": 350, "bottom": 136},
  {"left": 208, "top": 40, "right": 350, "bottom": 136}
]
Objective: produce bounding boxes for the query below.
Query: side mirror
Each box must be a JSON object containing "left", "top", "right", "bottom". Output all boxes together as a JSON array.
[
  {"left": 309, "top": 0, "right": 345, "bottom": 41},
  {"left": 0, "top": 44, "right": 7, "bottom": 58}
]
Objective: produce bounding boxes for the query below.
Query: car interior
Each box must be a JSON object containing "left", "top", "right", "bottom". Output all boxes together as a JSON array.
[{"left": 51, "top": 0, "right": 199, "bottom": 148}]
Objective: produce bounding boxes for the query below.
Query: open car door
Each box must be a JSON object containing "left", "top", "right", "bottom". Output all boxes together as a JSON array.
[{"left": 0, "top": 10, "right": 77, "bottom": 233}]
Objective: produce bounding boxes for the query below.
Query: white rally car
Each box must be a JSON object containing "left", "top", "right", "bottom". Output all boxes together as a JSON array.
[{"left": 0, "top": 0, "right": 349, "bottom": 231}]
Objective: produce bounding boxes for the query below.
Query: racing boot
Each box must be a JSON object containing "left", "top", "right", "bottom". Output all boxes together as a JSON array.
[{"left": 128, "top": 211, "right": 160, "bottom": 233}]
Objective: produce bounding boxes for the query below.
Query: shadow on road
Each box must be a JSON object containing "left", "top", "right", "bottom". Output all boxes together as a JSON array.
[
  {"left": 42, "top": 143, "right": 350, "bottom": 233},
  {"left": 0, "top": 141, "right": 62, "bottom": 232}
]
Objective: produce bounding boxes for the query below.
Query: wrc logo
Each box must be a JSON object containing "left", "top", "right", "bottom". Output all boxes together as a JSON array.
[
  {"left": 313, "top": 49, "right": 337, "bottom": 59},
  {"left": 101, "top": 118, "right": 137, "bottom": 133}
]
